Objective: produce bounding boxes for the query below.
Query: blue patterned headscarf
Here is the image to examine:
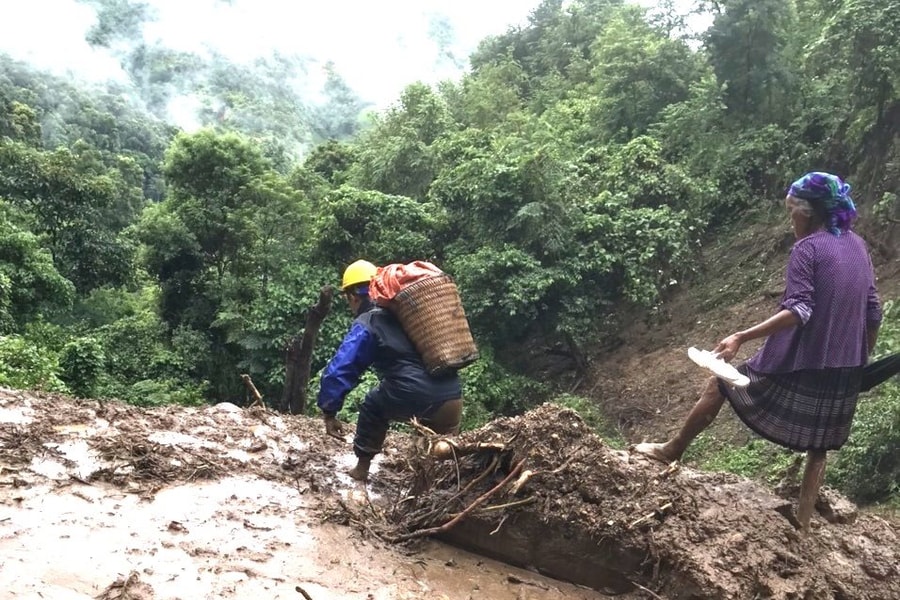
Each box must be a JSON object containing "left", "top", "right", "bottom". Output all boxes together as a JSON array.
[{"left": 787, "top": 172, "right": 856, "bottom": 236}]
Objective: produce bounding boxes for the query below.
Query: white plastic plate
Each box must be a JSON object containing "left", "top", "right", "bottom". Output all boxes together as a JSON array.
[{"left": 687, "top": 347, "right": 750, "bottom": 388}]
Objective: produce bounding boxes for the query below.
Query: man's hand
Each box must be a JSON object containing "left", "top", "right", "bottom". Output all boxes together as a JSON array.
[{"left": 324, "top": 415, "right": 345, "bottom": 440}]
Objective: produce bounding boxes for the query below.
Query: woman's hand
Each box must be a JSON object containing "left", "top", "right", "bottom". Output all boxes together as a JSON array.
[
  {"left": 713, "top": 310, "right": 799, "bottom": 362},
  {"left": 714, "top": 334, "right": 744, "bottom": 362}
]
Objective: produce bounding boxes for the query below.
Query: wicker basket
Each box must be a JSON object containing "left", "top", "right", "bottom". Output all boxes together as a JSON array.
[{"left": 389, "top": 275, "right": 479, "bottom": 375}]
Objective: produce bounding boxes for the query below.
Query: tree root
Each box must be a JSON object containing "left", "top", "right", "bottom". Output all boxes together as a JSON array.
[
  {"left": 390, "top": 459, "right": 526, "bottom": 543},
  {"left": 339, "top": 420, "right": 579, "bottom": 543}
]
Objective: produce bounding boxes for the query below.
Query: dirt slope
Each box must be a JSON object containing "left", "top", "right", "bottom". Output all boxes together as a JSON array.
[
  {"left": 364, "top": 404, "right": 899, "bottom": 599},
  {"left": 585, "top": 216, "right": 900, "bottom": 445}
]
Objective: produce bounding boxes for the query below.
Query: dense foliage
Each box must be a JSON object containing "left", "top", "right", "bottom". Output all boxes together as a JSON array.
[{"left": 2, "top": 0, "right": 899, "bottom": 503}]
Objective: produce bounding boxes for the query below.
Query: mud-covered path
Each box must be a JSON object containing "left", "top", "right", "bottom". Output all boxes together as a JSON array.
[
  {"left": 0, "top": 388, "right": 614, "bottom": 600},
  {"left": 1, "top": 477, "right": 610, "bottom": 599}
]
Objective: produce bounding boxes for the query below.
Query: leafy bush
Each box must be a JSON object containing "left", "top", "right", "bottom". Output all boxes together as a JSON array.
[
  {"left": 310, "top": 186, "right": 447, "bottom": 266},
  {"left": 830, "top": 383, "right": 900, "bottom": 503},
  {"left": 703, "top": 125, "right": 795, "bottom": 224},
  {"left": 0, "top": 206, "right": 76, "bottom": 329},
  {"left": 59, "top": 336, "right": 105, "bottom": 398},
  {"left": 214, "top": 262, "right": 347, "bottom": 399},
  {"left": 448, "top": 245, "right": 559, "bottom": 342},
  {"left": 460, "top": 346, "right": 549, "bottom": 428},
  {"left": 684, "top": 435, "right": 797, "bottom": 483},
  {"left": 115, "top": 378, "right": 207, "bottom": 407},
  {"left": 0, "top": 335, "right": 67, "bottom": 392},
  {"left": 92, "top": 312, "right": 207, "bottom": 407}
]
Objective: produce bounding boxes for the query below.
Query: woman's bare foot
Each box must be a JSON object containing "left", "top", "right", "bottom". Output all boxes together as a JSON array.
[
  {"left": 633, "top": 442, "right": 678, "bottom": 464},
  {"left": 348, "top": 457, "right": 371, "bottom": 481}
]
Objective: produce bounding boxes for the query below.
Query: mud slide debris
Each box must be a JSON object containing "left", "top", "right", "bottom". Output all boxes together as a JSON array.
[{"left": 1, "top": 387, "right": 898, "bottom": 599}]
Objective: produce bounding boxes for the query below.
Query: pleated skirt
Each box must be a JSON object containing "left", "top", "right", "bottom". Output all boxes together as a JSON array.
[{"left": 719, "top": 364, "right": 863, "bottom": 451}]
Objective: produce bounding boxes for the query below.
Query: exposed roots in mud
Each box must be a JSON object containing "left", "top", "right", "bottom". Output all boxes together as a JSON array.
[
  {"left": 338, "top": 413, "right": 675, "bottom": 551},
  {"left": 87, "top": 436, "right": 240, "bottom": 493},
  {"left": 340, "top": 451, "right": 529, "bottom": 543},
  {"left": 335, "top": 404, "right": 900, "bottom": 599}
]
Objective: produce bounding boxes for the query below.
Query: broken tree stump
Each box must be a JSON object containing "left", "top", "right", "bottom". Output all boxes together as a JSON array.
[
  {"left": 241, "top": 374, "right": 264, "bottom": 408},
  {"left": 281, "top": 285, "right": 334, "bottom": 415}
]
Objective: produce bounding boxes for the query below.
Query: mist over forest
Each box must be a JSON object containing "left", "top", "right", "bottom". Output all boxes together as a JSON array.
[
  {"left": 1, "top": 0, "right": 899, "bottom": 505},
  {"left": 1, "top": 0, "right": 536, "bottom": 156}
]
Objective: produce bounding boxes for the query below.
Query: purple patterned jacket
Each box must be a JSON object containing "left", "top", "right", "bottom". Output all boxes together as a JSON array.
[{"left": 748, "top": 230, "right": 882, "bottom": 374}]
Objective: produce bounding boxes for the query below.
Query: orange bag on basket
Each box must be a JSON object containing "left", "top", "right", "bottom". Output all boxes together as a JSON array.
[
  {"left": 370, "top": 261, "right": 444, "bottom": 306},
  {"left": 370, "top": 261, "right": 478, "bottom": 375}
]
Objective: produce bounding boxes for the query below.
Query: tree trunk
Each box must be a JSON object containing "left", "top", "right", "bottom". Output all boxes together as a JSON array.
[
  {"left": 563, "top": 331, "right": 589, "bottom": 374},
  {"left": 280, "top": 285, "right": 334, "bottom": 414}
]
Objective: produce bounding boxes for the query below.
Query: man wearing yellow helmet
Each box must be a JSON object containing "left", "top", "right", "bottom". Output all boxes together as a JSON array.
[{"left": 317, "top": 260, "right": 463, "bottom": 480}]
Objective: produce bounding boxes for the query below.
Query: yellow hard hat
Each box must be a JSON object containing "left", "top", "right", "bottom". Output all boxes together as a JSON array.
[{"left": 341, "top": 259, "right": 377, "bottom": 291}]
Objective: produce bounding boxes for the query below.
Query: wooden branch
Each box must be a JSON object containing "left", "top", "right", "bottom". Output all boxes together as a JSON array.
[
  {"left": 424, "top": 436, "right": 506, "bottom": 460},
  {"left": 654, "top": 462, "right": 680, "bottom": 482},
  {"left": 475, "top": 497, "right": 536, "bottom": 513},
  {"left": 446, "top": 497, "right": 537, "bottom": 519},
  {"left": 509, "top": 445, "right": 584, "bottom": 495},
  {"left": 409, "top": 417, "right": 438, "bottom": 437},
  {"left": 490, "top": 514, "right": 509, "bottom": 536},
  {"left": 627, "top": 502, "right": 674, "bottom": 531},
  {"left": 404, "top": 454, "right": 501, "bottom": 530},
  {"left": 631, "top": 581, "right": 666, "bottom": 600},
  {"left": 281, "top": 285, "right": 334, "bottom": 414},
  {"left": 392, "top": 460, "right": 525, "bottom": 542},
  {"left": 446, "top": 454, "right": 500, "bottom": 507},
  {"left": 294, "top": 585, "right": 314, "bottom": 600},
  {"left": 241, "top": 374, "right": 264, "bottom": 408}
]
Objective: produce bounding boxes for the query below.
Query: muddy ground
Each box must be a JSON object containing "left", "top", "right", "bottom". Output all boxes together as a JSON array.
[
  {"left": 367, "top": 404, "right": 899, "bottom": 599},
  {"left": 0, "top": 387, "right": 622, "bottom": 600},
  {"left": 2, "top": 387, "right": 898, "bottom": 599}
]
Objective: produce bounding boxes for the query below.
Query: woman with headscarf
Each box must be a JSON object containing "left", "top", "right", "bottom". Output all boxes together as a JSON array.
[{"left": 635, "top": 172, "right": 883, "bottom": 533}]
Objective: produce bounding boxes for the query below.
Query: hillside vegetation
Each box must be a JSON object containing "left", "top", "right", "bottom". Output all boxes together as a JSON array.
[{"left": 1, "top": 0, "right": 899, "bottom": 505}]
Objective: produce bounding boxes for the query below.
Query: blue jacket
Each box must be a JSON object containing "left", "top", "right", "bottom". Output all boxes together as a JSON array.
[{"left": 317, "top": 303, "right": 462, "bottom": 416}]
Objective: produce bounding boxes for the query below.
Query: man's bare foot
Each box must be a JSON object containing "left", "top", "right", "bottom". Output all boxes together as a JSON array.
[
  {"left": 633, "top": 442, "right": 677, "bottom": 464},
  {"left": 348, "top": 458, "right": 371, "bottom": 481}
]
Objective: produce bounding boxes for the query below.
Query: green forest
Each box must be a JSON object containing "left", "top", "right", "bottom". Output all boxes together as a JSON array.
[{"left": 1, "top": 0, "right": 898, "bottom": 505}]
